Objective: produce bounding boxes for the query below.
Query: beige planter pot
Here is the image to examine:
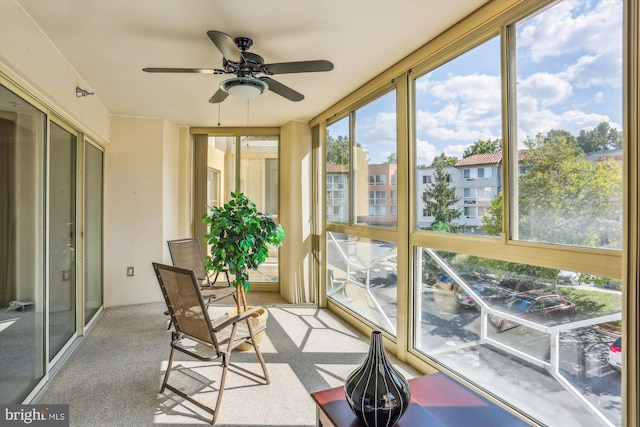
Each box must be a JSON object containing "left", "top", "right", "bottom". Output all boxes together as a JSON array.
[{"left": 227, "top": 306, "right": 268, "bottom": 351}]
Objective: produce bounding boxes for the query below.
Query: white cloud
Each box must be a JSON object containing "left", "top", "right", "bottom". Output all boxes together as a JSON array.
[
  {"left": 560, "top": 52, "right": 622, "bottom": 89},
  {"left": 516, "top": 106, "right": 613, "bottom": 144},
  {"left": 518, "top": 0, "right": 622, "bottom": 63},
  {"left": 416, "top": 139, "right": 439, "bottom": 165},
  {"left": 443, "top": 144, "right": 469, "bottom": 160},
  {"left": 358, "top": 111, "right": 397, "bottom": 163},
  {"left": 518, "top": 72, "right": 573, "bottom": 108},
  {"left": 593, "top": 91, "right": 604, "bottom": 103},
  {"left": 415, "top": 73, "right": 502, "bottom": 144}
]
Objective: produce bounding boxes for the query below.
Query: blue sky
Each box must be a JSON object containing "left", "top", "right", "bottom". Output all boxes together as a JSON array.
[{"left": 328, "top": 0, "right": 622, "bottom": 166}]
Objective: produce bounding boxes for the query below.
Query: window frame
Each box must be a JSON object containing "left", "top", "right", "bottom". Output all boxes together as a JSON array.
[{"left": 312, "top": 0, "right": 635, "bottom": 425}]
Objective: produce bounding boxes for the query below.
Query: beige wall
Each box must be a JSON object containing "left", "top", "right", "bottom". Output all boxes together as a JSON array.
[
  {"left": 279, "top": 121, "right": 313, "bottom": 303},
  {"left": 0, "top": 1, "right": 111, "bottom": 143},
  {"left": 105, "top": 117, "right": 179, "bottom": 307}
]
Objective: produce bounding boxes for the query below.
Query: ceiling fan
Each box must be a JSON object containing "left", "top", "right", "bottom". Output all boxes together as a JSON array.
[{"left": 143, "top": 30, "right": 334, "bottom": 103}]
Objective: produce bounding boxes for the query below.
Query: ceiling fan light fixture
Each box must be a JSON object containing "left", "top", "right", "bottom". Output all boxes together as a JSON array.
[{"left": 220, "top": 77, "right": 267, "bottom": 99}]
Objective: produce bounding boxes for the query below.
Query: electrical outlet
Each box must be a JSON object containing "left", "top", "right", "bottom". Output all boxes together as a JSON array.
[{"left": 127, "top": 266, "right": 134, "bottom": 277}]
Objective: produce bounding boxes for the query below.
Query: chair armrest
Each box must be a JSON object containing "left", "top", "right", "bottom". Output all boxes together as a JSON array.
[{"left": 211, "top": 306, "right": 264, "bottom": 332}]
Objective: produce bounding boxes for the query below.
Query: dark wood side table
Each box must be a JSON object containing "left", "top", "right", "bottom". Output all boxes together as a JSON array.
[{"left": 311, "top": 372, "right": 530, "bottom": 427}]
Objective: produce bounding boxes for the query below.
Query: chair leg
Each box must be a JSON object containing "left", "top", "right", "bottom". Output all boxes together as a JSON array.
[
  {"left": 160, "top": 347, "right": 176, "bottom": 392},
  {"left": 211, "top": 355, "right": 230, "bottom": 425},
  {"left": 253, "top": 342, "right": 270, "bottom": 384}
]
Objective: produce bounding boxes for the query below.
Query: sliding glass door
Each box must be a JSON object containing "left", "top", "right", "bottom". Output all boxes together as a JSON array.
[
  {"left": 48, "top": 121, "right": 77, "bottom": 361},
  {"left": 0, "top": 84, "right": 47, "bottom": 403},
  {"left": 84, "top": 142, "right": 103, "bottom": 324},
  {"left": 0, "top": 81, "right": 105, "bottom": 404}
]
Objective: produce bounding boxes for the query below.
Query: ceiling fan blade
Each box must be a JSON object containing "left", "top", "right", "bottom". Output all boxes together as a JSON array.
[
  {"left": 209, "top": 88, "right": 229, "bottom": 104},
  {"left": 263, "top": 60, "right": 334, "bottom": 75},
  {"left": 143, "top": 67, "right": 225, "bottom": 74},
  {"left": 207, "top": 31, "right": 243, "bottom": 63},
  {"left": 260, "top": 77, "right": 304, "bottom": 102}
]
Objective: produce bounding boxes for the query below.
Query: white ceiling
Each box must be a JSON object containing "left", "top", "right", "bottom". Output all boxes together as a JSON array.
[{"left": 16, "top": 0, "right": 489, "bottom": 128}]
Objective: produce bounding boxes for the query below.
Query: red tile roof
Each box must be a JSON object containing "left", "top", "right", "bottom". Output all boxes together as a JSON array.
[
  {"left": 455, "top": 151, "right": 524, "bottom": 167},
  {"left": 326, "top": 163, "right": 348, "bottom": 173}
]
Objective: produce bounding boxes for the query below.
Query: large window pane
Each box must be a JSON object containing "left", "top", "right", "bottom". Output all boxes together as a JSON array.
[
  {"left": 354, "top": 90, "right": 397, "bottom": 228},
  {"left": 512, "top": 0, "right": 623, "bottom": 249},
  {"left": 326, "top": 117, "right": 349, "bottom": 223},
  {"left": 414, "top": 247, "right": 622, "bottom": 427},
  {"left": 205, "top": 135, "right": 281, "bottom": 286},
  {"left": 240, "top": 136, "right": 279, "bottom": 283},
  {"left": 327, "top": 232, "right": 397, "bottom": 335},
  {"left": 0, "top": 85, "right": 46, "bottom": 403},
  {"left": 240, "top": 136, "right": 279, "bottom": 216},
  {"left": 48, "top": 122, "right": 76, "bottom": 360},
  {"left": 84, "top": 142, "right": 103, "bottom": 324},
  {"left": 414, "top": 36, "right": 502, "bottom": 235}
]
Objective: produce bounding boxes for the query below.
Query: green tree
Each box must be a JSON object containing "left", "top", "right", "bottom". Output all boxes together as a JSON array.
[
  {"left": 326, "top": 134, "right": 349, "bottom": 166},
  {"left": 482, "top": 192, "right": 503, "bottom": 236},
  {"left": 482, "top": 128, "right": 622, "bottom": 248},
  {"left": 423, "top": 161, "right": 461, "bottom": 231},
  {"left": 385, "top": 152, "right": 397, "bottom": 164},
  {"left": 576, "top": 121, "right": 622, "bottom": 153},
  {"left": 463, "top": 138, "right": 502, "bottom": 158},
  {"left": 430, "top": 152, "right": 458, "bottom": 167}
]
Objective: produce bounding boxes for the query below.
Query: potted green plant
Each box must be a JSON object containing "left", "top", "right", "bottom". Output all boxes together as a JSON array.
[{"left": 202, "top": 191, "right": 286, "bottom": 313}]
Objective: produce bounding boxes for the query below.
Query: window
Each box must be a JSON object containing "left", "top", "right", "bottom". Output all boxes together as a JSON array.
[
  {"left": 354, "top": 91, "right": 397, "bottom": 227},
  {"left": 320, "top": 2, "right": 630, "bottom": 426},
  {"left": 240, "top": 136, "right": 279, "bottom": 216},
  {"left": 464, "top": 206, "right": 477, "bottom": 218},
  {"left": 414, "top": 247, "right": 621, "bottom": 427},
  {"left": 511, "top": 1, "right": 623, "bottom": 251},
  {"left": 368, "top": 206, "right": 387, "bottom": 216},
  {"left": 464, "top": 168, "right": 476, "bottom": 180},
  {"left": 326, "top": 89, "right": 399, "bottom": 335},
  {"left": 326, "top": 117, "right": 350, "bottom": 223},
  {"left": 414, "top": 36, "right": 501, "bottom": 235},
  {"left": 368, "top": 190, "right": 386, "bottom": 205},
  {"left": 411, "top": 2, "right": 623, "bottom": 426},
  {"left": 369, "top": 174, "right": 387, "bottom": 185},
  {"left": 207, "top": 168, "right": 220, "bottom": 207},
  {"left": 204, "top": 134, "right": 281, "bottom": 286},
  {"left": 327, "top": 233, "right": 397, "bottom": 334}
]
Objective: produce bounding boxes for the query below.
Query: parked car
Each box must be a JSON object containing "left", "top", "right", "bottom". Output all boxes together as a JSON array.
[
  {"left": 502, "top": 292, "right": 576, "bottom": 323},
  {"left": 455, "top": 283, "right": 514, "bottom": 310},
  {"left": 558, "top": 270, "right": 580, "bottom": 286},
  {"left": 607, "top": 336, "right": 622, "bottom": 371}
]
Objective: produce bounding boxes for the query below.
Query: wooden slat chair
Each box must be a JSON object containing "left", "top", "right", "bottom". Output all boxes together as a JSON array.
[{"left": 152, "top": 263, "right": 270, "bottom": 425}]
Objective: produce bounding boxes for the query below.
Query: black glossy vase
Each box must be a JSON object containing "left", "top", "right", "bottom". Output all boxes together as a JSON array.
[{"left": 344, "top": 331, "right": 411, "bottom": 427}]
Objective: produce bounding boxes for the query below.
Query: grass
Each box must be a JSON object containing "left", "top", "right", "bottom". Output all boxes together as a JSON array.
[{"left": 550, "top": 286, "right": 622, "bottom": 323}]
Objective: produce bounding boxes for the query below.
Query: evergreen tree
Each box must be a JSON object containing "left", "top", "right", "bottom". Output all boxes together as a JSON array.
[{"left": 422, "top": 161, "right": 461, "bottom": 231}]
